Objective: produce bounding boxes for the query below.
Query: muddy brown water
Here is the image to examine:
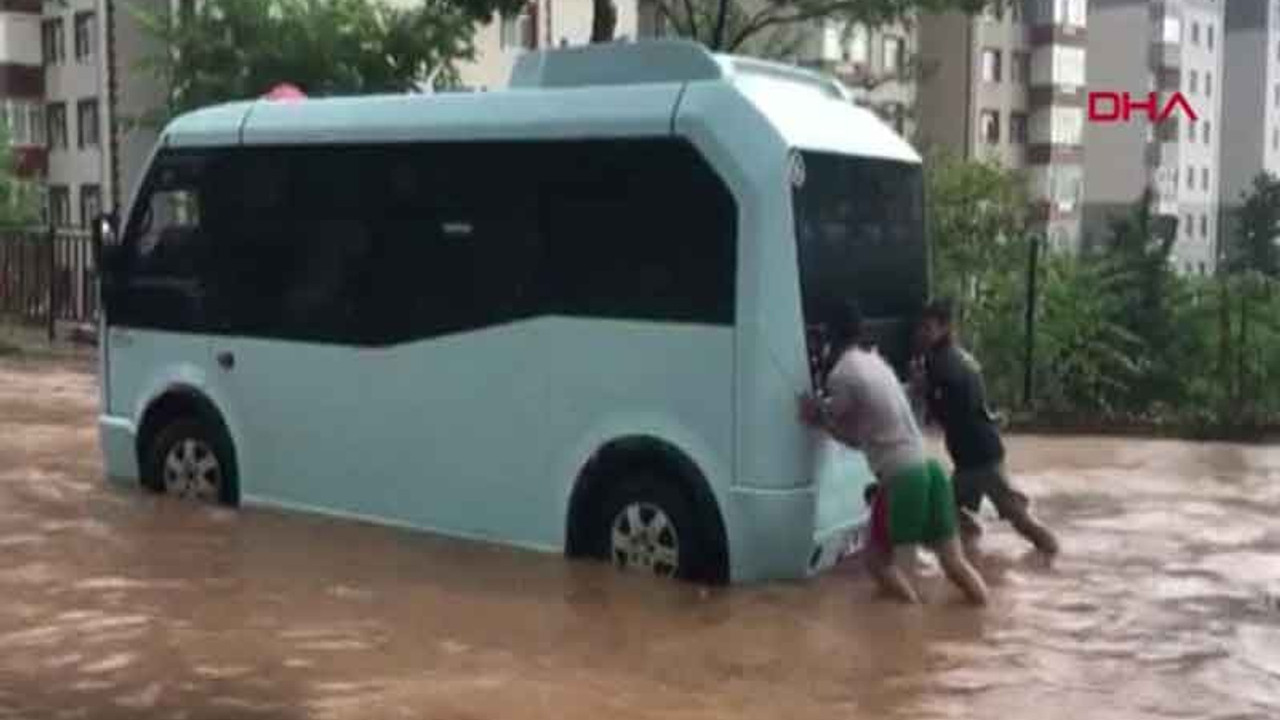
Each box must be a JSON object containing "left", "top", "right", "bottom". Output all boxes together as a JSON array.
[{"left": 1, "top": 359, "right": 1278, "bottom": 719}]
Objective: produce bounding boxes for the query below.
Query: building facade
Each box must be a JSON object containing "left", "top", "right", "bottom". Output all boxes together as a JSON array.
[
  {"left": 796, "top": 19, "right": 917, "bottom": 140},
  {"left": 919, "top": 0, "right": 1087, "bottom": 252},
  {"left": 1220, "top": 0, "right": 1280, "bottom": 262},
  {"left": 0, "top": 0, "right": 46, "bottom": 183},
  {"left": 1084, "top": 0, "right": 1223, "bottom": 275},
  {"left": 42, "top": 0, "right": 105, "bottom": 229}
]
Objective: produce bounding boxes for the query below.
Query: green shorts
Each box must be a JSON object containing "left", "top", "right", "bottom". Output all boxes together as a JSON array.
[{"left": 884, "top": 459, "right": 959, "bottom": 547}]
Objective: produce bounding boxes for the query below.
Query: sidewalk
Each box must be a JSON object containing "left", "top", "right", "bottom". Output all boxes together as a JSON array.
[{"left": 0, "top": 318, "right": 97, "bottom": 367}]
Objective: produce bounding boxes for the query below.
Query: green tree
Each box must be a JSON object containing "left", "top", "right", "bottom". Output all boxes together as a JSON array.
[
  {"left": 132, "top": 0, "right": 526, "bottom": 125},
  {"left": 925, "top": 151, "right": 1027, "bottom": 308},
  {"left": 924, "top": 151, "right": 1029, "bottom": 407},
  {"left": 0, "top": 123, "right": 40, "bottom": 227},
  {"left": 1229, "top": 172, "right": 1280, "bottom": 277}
]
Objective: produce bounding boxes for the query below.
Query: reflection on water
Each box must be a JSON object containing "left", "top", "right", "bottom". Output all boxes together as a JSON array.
[{"left": 1, "top": 362, "right": 1279, "bottom": 719}]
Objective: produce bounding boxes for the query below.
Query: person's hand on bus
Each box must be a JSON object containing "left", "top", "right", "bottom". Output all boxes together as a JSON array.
[{"left": 797, "top": 392, "right": 824, "bottom": 428}]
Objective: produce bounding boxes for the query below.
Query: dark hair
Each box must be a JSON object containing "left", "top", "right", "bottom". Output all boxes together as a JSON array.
[{"left": 921, "top": 298, "right": 954, "bottom": 326}]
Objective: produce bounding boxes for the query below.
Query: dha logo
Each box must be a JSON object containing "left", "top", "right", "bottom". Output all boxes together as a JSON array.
[{"left": 1087, "top": 91, "right": 1199, "bottom": 123}]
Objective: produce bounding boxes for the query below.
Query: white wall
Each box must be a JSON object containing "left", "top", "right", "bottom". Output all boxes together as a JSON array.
[{"left": 0, "top": 12, "right": 42, "bottom": 66}]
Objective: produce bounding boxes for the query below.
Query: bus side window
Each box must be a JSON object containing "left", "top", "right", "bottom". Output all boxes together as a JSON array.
[
  {"left": 114, "top": 151, "right": 216, "bottom": 331},
  {"left": 130, "top": 158, "right": 206, "bottom": 278}
]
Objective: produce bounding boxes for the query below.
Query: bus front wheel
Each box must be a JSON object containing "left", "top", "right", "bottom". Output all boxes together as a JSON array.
[
  {"left": 142, "top": 417, "right": 239, "bottom": 507},
  {"left": 597, "top": 475, "right": 705, "bottom": 581}
]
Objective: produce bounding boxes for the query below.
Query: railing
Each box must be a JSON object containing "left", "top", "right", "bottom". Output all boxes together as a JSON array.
[{"left": 0, "top": 227, "right": 99, "bottom": 333}]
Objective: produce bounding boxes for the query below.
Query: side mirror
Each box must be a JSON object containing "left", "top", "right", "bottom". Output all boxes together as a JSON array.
[{"left": 92, "top": 211, "right": 123, "bottom": 273}]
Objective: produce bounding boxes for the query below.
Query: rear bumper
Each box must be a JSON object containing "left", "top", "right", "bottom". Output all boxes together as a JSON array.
[{"left": 98, "top": 415, "right": 139, "bottom": 485}]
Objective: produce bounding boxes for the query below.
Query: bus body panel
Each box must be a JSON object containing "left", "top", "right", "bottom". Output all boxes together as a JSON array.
[
  {"left": 537, "top": 319, "right": 735, "bottom": 550},
  {"left": 204, "top": 325, "right": 551, "bottom": 547},
  {"left": 237, "top": 84, "right": 684, "bottom": 146}
]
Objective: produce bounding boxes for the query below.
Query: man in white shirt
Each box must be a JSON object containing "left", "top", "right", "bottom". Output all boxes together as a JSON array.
[{"left": 798, "top": 301, "right": 987, "bottom": 605}]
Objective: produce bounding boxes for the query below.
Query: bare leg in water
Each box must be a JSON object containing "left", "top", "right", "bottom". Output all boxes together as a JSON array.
[
  {"left": 864, "top": 545, "right": 922, "bottom": 604},
  {"left": 931, "top": 536, "right": 989, "bottom": 605}
]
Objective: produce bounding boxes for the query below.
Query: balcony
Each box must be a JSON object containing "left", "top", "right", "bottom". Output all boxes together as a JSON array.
[{"left": 1150, "top": 41, "right": 1181, "bottom": 70}]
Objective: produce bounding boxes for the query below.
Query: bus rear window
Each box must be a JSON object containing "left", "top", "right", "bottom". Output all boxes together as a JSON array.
[
  {"left": 792, "top": 152, "right": 926, "bottom": 382},
  {"left": 791, "top": 151, "right": 926, "bottom": 322}
]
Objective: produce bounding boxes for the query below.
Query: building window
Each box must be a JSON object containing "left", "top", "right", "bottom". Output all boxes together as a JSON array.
[
  {"left": 77, "top": 99, "right": 99, "bottom": 149},
  {"left": 28, "top": 106, "right": 44, "bottom": 147},
  {"left": 1011, "top": 1, "right": 1022, "bottom": 22},
  {"left": 3, "top": 102, "right": 29, "bottom": 145},
  {"left": 1185, "top": 214, "right": 1193, "bottom": 238},
  {"left": 1010, "top": 113, "right": 1028, "bottom": 144},
  {"left": 41, "top": 18, "right": 65, "bottom": 65},
  {"left": 1188, "top": 121, "right": 1196, "bottom": 143},
  {"left": 1191, "top": 22, "right": 1200, "bottom": 46},
  {"left": 1187, "top": 164, "right": 1194, "bottom": 189},
  {"left": 848, "top": 25, "right": 870, "bottom": 65},
  {"left": 499, "top": 5, "right": 536, "bottom": 51},
  {"left": 980, "top": 110, "right": 1000, "bottom": 144},
  {"left": 1012, "top": 51, "right": 1030, "bottom": 83},
  {"left": 1203, "top": 121, "right": 1210, "bottom": 144},
  {"left": 882, "top": 36, "right": 904, "bottom": 74},
  {"left": 1206, "top": 72, "right": 1213, "bottom": 97},
  {"left": 1202, "top": 167, "right": 1209, "bottom": 190},
  {"left": 79, "top": 184, "right": 101, "bottom": 229},
  {"left": 981, "top": 48, "right": 1003, "bottom": 82},
  {"left": 890, "top": 104, "right": 907, "bottom": 136},
  {"left": 1201, "top": 214, "right": 1208, "bottom": 238},
  {"left": 1189, "top": 70, "right": 1198, "bottom": 94},
  {"left": 46, "top": 103, "right": 67, "bottom": 151},
  {"left": 48, "top": 185, "right": 71, "bottom": 228},
  {"left": 1208, "top": 24, "right": 1215, "bottom": 51},
  {"left": 74, "top": 12, "right": 95, "bottom": 63}
]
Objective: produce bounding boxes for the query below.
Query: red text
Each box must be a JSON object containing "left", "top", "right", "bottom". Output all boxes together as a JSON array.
[{"left": 1087, "top": 91, "right": 1199, "bottom": 123}]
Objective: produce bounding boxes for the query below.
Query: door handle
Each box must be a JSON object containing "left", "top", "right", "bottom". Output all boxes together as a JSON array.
[{"left": 216, "top": 351, "right": 235, "bottom": 370}]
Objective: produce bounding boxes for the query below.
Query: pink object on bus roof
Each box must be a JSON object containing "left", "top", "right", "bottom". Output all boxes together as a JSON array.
[{"left": 264, "top": 84, "right": 307, "bottom": 101}]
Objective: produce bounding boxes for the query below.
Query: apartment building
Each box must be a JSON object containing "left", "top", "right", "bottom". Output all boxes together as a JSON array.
[
  {"left": 456, "top": 0, "right": 640, "bottom": 90},
  {"left": 0, "top": 0, "right": 45, "bottom": 183},
  {"left": 798, "top": 19, "right": 917, "bottom": 140},
  {"left": 1085, "top": 0, "right": 1223, "bottom": 275},
  {"left": 42, "top": 0, "right": 105, "bottom": 229},
  {"left": 0, "top": 0, "right": 105, "bottom": 228},
  {"left": 919, "top": 0, "right": 1087, "bottom": 251},
  {"left": 1220, "top": 0, "right": 1280, "bottom": 258}
]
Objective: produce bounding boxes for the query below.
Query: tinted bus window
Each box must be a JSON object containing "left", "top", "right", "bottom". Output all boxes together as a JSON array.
[{"left": 792, "top": 152, "right": 926, "bottom": 374}]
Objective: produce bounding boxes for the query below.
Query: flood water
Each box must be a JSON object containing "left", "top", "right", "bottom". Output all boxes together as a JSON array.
[{"left": 1, "top": 358, "right": 1278, "bottom": 719}]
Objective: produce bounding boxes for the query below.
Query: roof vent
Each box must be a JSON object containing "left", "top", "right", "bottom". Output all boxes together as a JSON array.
[{"left": 509, "top": 39, "right": 725, "bottom": 89}]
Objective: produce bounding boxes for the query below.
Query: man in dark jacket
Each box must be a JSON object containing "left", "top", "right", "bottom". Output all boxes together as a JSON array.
[{"left": 914, "top": 299, "right": 1060, "bottom": 558}]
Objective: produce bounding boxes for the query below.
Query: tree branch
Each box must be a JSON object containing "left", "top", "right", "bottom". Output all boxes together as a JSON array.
[{"left": 730, "top": 1, "right": 867, "bottom": 51}]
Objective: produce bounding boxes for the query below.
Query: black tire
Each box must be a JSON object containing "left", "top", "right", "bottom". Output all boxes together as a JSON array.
[
  {"left": 595, "top": 473, "right": 709, "bottom": 582},
  {"left": 141, "top": 417, "right": 239, "bottom": 507}
]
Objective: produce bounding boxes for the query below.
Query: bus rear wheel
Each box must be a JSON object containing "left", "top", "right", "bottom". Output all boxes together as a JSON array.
[
  {"left": 597, "top": 475, "right": 705, "bottom": 581},
  {"left": 142, "top": 418, "right": 238, "bottom": 507}
]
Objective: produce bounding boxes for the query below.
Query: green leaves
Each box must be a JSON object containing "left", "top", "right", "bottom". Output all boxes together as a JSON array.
[
  {"left": 131, "top": 0, "right": 517, "bottom": 125},
  {"left": 0, "top": 124, "right": 40, "bottom": 228},
  {"left": 1229, "top": 172, "right": 1280, "bottom": 277}
]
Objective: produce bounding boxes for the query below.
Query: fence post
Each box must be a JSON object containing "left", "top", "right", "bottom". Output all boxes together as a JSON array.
[
  {"left": 1023, "top": 234, "right": 1041, "bottom": 409},
  {"left": 46, "top": 223, "right": 55, "bottom": 343}
]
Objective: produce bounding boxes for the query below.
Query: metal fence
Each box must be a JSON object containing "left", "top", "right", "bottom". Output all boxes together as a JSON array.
[{"left": 0, "top": 227, "right": 98, "bottom": 331}]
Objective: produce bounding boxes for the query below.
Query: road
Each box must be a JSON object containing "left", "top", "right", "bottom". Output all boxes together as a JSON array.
[{"left": 1, "top": 358, "right": 1278, "bottom": 720}]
